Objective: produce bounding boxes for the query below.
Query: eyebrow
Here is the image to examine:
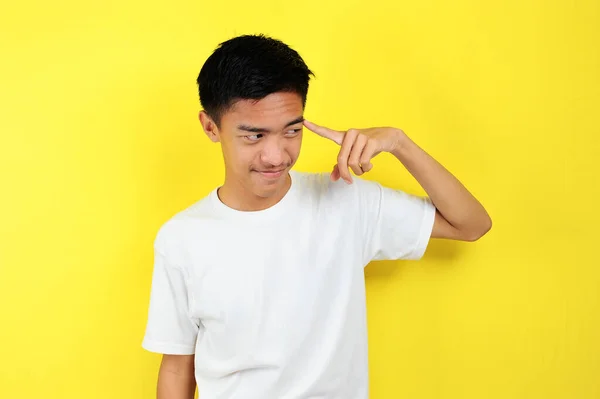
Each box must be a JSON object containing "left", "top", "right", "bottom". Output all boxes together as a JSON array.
[{"left": 237, "top": 116, "right": 304, "bottom": 133}]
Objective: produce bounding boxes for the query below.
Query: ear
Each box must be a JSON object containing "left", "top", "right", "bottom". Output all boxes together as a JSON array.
[{"left": 199, "top": 111, "right": 220, "bottom": 143}]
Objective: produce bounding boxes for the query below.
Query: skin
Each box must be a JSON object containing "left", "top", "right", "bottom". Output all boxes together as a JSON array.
[
  {"left": 199, "top": 91, "right": 305, "bottom": 212},
  {"left": 157, "top": 355, "right": 196, "bottom": 399},
  {"left": 158, "top": 90, "right": 492, "bottom": 398}
]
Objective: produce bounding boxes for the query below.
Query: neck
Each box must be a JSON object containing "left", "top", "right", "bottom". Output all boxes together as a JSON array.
[{"left": 217, "top": 172, "right": 291, "bottom": 212}]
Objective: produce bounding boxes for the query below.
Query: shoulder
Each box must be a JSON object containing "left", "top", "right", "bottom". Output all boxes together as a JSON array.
[
  {"left": 295, "top": 170, "right": 432, "bottom": 218},
  {"left": 153, "top": 192, "right": 216, "bottom": 257}
]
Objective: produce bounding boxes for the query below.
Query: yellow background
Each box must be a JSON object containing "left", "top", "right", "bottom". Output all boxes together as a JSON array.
[{"left": 1, "top": 0, "right": 598, "bottom": 398}]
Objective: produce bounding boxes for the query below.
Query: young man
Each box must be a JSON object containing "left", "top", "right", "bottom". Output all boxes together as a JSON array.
[{"left": 142, "top": 34, "right": 491, "bottom": 399}]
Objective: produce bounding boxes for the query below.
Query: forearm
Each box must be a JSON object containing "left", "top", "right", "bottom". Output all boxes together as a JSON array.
[
  {"left": 157, "top": 355, "right": 196, "bottom": 399},
  {"left": 391, "top": 130, "right": 491, "bottom": 236}
]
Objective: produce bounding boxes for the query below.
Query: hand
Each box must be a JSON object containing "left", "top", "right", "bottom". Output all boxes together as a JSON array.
[{"left": 303, "top": 119, "right": 405, "bottom": 184}]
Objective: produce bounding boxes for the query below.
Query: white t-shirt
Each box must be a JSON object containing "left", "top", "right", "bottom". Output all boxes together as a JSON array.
[{"left": 142, "top": 170, "right": 436, "bottom": 398}]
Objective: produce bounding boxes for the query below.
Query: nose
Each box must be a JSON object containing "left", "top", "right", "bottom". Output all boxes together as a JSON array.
[{"left": 260, "top": 137, "right": 287, "bottom": 167}]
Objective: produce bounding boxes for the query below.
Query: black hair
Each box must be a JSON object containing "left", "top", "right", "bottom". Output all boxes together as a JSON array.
[{"left": 197, "top": 34, "right": 314, "bottom": 127}]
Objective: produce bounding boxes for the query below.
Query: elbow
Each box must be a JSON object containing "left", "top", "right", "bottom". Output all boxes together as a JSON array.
[{"left": 465, "top": 216, "right": 492, "bottom": 242}]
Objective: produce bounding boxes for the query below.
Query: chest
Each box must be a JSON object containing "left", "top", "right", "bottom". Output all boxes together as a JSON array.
[{"left": 181, "top": 215, "right": 364, "bottom": 354}]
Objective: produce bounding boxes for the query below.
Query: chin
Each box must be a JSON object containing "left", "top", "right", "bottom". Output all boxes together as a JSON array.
[{"left": 250, "top": 170, "right": 288, "bottom": 195}]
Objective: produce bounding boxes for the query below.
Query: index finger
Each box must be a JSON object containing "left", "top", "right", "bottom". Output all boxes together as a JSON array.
[{"left": 303, "top": 119, "right": 344, "bottom": 145}]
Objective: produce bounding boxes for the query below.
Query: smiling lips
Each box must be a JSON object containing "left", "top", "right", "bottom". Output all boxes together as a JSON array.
[{"left": 256, "top": 169, "right": 285, "bottom": 179}]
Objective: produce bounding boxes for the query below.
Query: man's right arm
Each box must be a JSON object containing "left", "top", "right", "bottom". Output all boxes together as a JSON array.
[
  {"left": 143, "top": 235, "right": 201, "bottom": 398},
  {"left": 157, "top": 354, "right": 196, "bottom": 399}
]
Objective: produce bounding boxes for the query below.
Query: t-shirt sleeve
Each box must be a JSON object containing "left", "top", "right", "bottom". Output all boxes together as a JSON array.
[
  {"left": 141, "top": 245, "right": 200, "bottom": 355},
  {"left": 356, "top": 177, "right": 437, "bottom": 264}
]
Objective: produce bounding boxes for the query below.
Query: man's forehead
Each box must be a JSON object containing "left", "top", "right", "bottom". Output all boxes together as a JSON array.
[
  {"left": 231, "top": 93, "right": 302, "bottom": 112},
  {"left": 224, "top": 93, "right": 304, "bottom": 128}
]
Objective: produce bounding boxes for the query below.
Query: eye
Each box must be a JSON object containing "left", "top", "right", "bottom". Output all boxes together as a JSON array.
[
  {"left": 244, "top": 134, "right": 262, "bottom": 141},
  {"left": 285, "top": 128, "right": 301, "bottom": 136}
]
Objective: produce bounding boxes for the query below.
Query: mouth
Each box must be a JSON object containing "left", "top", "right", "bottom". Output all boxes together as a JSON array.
[{"left": 255, "top": 169, "right": 286, "bottom": 179}]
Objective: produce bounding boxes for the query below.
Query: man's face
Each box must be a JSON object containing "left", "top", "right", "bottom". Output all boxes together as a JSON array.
[{"left": 200, "top": 91, "right": 304, "bottom": 202}]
